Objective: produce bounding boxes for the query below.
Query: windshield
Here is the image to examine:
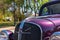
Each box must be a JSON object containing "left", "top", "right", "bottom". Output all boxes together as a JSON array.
[{"left": 41, "top": 3, "right": 60, "bottom": 16}]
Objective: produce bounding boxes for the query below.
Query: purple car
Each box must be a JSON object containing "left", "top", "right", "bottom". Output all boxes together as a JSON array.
[{"left": 1, "top": 1, "right": 60, "bottom": 40}]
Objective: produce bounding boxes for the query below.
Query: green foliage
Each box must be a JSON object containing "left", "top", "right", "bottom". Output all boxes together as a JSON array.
[
  {"left": 4, "top": 0, "right": 13, "bottom": 4},
  {"left": 0, "top": 0, "right": 50, "bottom": 26},
  {"left": 15, "top": 0, "right": 24, "bottom": 6},
  {"left": 40, "top": 0, "right": 49, "bottom": 7}
]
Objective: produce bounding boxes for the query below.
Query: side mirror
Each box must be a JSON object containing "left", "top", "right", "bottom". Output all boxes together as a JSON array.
[{"left": 0, "top": 30, "right": 14, "bottom": 40}]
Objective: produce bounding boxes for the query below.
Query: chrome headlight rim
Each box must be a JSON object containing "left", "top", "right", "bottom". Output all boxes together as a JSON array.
[
  {"left": 49, "top": 32, "right": 60, "bottom": 40},
  {"left": 0, "top": 32, "right": 8, "bottom": 40}
]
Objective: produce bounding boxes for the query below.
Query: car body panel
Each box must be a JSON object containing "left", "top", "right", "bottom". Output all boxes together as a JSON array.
[
  {"left": 45, "top": 18, "right": 60, "bottom": 26},
  {"left": 22, "top": 14, "right": 60, "bottom": 40},
  {"left": 26, "top": 14, "right": 60, "bottom": 32}
]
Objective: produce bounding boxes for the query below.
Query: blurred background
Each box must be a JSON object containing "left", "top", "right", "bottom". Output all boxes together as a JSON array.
[{"left": 0, "top": 0, "right": 49, "bottom": 27}]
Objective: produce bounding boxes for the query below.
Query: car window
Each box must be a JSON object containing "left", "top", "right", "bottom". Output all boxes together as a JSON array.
[
  {"left": 41, "top": 3, "right": 60, "bottom": 16},
  {"left": 19, "top": 22, "right": 41, "bottom": 40},
  {"left": 47, "top": 3, "right": 60, "bottom": 14}
]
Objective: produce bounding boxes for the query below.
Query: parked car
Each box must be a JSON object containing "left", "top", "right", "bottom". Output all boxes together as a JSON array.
[{"left": 1, "top": 1, "right": 60, "bottom": 40}]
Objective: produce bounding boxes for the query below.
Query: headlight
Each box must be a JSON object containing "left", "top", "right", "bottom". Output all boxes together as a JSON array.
[
  {"left": 0, "top": 32, "right": 8, "bottom": 40},
  {"left": 50, "top": 32, "right": 60, "bottom": 40}
]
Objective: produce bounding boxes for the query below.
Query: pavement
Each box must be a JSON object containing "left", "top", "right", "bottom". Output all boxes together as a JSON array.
[{"left": 0, "top": 26, "right": 15, "bottom": 32}]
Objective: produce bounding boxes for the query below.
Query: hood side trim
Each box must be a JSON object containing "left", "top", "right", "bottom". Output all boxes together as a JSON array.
[{"left": 42, "top": 18, "right": 55, "bottom": 27}]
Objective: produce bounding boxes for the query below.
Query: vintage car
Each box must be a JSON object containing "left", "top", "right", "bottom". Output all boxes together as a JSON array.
[{"left": 1, "top": 1, "right": 60, "bottom": 40}]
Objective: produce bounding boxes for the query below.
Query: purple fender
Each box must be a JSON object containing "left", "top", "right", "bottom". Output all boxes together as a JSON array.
[
  {"left": 1, "top": 30, "right": 13, "bottom": 36},
  {"left": 1, "top": 30, "right": 13, "bottom": 40}
]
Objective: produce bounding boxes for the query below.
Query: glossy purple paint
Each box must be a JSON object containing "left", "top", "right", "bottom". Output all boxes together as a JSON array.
[
  {"left": 25, "top": 14, "right": 60, "bottom": 40},
  {"left": 27, "top": 18, "right": 55, "bottom": 32},
  {"left": 26, "top": 14, "right": 60, "bottom": 32},
  {"left": 45, "top": 18, "right": 60, "bottom": 26}
]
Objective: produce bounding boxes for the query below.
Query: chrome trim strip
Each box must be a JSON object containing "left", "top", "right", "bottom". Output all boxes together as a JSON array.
[
  {"left": 18, "top": 19, "right": 27, "bottom": 40},
  {"left": 18, "top": 17, "right": 43, "bottom": 40},
  {"left": 26, "top": 22, "right": 43, "bottom": 40}
]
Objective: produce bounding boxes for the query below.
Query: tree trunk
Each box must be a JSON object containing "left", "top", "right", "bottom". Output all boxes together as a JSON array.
[{"left": 2, "top": 7, "right": 5, "bottom": 15}]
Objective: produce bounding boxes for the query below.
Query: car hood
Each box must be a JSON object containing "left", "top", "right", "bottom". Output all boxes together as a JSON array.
[{"left": 26, "top": 14, "right": 60, "bottom": 32}]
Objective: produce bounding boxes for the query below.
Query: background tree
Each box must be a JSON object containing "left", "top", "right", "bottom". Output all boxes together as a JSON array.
[{"left": 15, "top": 0, "right": 25, "bottom": 22}]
